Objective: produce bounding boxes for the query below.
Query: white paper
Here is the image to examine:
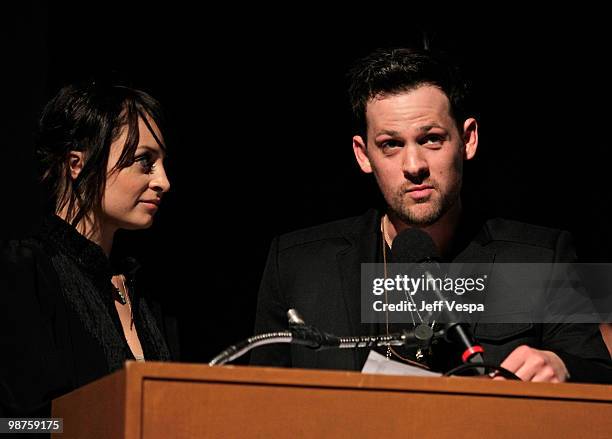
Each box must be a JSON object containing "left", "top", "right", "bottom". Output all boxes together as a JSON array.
[{"left": 361, "top": 350, "right": 441, "bottom": 377}]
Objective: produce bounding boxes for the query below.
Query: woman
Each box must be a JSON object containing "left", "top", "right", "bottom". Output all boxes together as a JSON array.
[{"left": 0, "top": 82, "right": 175, "bottom": 416}]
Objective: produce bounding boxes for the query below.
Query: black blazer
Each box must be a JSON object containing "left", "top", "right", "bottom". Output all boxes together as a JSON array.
[{"left": 251, "top": 209, "right": 612, "bottom": 383}]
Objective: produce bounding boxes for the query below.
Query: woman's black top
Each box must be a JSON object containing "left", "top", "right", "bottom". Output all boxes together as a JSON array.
[{"left": 0, "top": 215, "right": 174, "bottom": 416}]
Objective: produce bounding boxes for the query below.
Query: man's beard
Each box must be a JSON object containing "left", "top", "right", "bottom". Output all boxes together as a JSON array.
[{"left": 387, "top": 180, "right": 461, "bottom": 226}]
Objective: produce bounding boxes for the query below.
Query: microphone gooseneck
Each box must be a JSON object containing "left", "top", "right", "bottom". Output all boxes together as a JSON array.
[
  {"left": 390, "top": 228, "right": 485, "bottom": 367},
  {"left": 209, "top": 309, "right": 434, "bottom": 366}
]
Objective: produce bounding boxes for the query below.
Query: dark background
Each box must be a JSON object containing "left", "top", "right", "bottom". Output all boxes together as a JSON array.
[{"left": 4, "top": 3, "right": 612, "bottom": 363}]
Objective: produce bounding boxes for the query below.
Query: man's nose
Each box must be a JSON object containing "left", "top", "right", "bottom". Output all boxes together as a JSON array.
[{"left": 401, "top": 145, "right": 429, "bottom": 182}]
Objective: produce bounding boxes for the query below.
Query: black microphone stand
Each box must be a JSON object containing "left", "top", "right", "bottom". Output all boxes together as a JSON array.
[
  {"left": 209, "top": 309, "right": 520, "bottom": 380},
  {"left": 209, "top": 309, "right": 437, "bottom": 366}
]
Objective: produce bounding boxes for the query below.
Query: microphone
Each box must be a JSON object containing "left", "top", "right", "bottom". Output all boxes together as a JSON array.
[
  {"left": 286, "top": 309, "right": 434, "bottom": 351},
  {"left": 208, "top": 309, "right": 434, "bottom": 366},
  {"left": 390, "top": 228, "right": 485, "bottom": 367}
]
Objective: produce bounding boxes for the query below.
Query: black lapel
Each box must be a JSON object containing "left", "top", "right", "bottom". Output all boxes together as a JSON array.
[
  {"left": 336, "top": 209, "right": 381, "bottom": 369},
  {"left": 453, "top": 220, "right": 496, "bottom": 328}
]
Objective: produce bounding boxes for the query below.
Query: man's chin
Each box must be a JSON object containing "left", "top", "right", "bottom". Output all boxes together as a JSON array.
[{"left": 396, "top": 205, "right": 442, "bottom": 227}]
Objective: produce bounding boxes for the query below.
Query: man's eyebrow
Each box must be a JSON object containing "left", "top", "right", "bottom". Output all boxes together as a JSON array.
[
  {"left": 374, "top": 129, "right": 401, "bottom": 137},
  {"left": 374, "top": 125, "right": 448, "bottom": 137},
  {"left": 418, "top": 124, "right": 446, "bottom": 132}
]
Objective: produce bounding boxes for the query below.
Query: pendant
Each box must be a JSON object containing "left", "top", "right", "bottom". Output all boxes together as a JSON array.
[
  {"left": 114, "top": 286, "right": 127, "bottom": 305},
  {"left": 416, "top": 348, "right": 424, "bottom": 361}
]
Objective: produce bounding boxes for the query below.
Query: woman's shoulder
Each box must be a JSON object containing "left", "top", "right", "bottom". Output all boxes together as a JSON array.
[
  {"left": 1, "top": 216, "right": 67, "bottom": 274},
  {"left": 1, "top": 236, "right": 47, "bottom": 269},
  {"left": 1, "top": 234, "right": 61, "bottom": 300}
]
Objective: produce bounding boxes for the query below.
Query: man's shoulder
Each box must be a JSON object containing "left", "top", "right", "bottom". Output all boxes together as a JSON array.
[
  {"left": 482, "top": 217, "right": 566, "bottom": 250},
  {"left": 277, "top": 209, "right": 379, "bottom": 252}
]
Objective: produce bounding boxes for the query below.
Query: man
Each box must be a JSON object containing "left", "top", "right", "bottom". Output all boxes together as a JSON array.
[{"left": 251, "top": 48, "right": 612, "bottom": 383}]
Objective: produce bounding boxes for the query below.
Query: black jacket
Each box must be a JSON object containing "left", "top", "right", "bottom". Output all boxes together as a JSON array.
[
  {"left": 0, "top": 215, "right": 178, "bottom": 417},
  {"left": 251, "top": 209, "right": 612, "bottom": 383}
]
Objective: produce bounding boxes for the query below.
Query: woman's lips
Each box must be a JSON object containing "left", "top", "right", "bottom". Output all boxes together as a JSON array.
[{"left": 139, "top": 200, "right": 159, "bottom": 210}]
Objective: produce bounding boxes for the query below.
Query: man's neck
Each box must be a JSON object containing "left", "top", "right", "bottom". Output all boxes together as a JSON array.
[{"left": 384, "top": 201, "right": 462, "bottom": 259}]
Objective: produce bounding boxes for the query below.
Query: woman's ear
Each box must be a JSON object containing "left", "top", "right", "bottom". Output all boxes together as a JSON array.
[{"left": 68, "top": 151, "right": 85, "bottom": 180}]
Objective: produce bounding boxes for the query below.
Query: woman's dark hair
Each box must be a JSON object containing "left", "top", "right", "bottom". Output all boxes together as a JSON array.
[
  {"left": 347, "top": 47, "right": 473, "bottom": 138},
  {"left": 36, "top": 82, "right": 166, "bottom": 228}
]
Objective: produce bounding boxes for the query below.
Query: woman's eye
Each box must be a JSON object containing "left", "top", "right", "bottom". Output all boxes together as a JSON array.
[{"left": 135, "top": 154, "right": 155, "bottom": 173}]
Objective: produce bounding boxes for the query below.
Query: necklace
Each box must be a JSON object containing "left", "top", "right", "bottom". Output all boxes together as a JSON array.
[
  {"left": 115, "top": 276, "right": 128, "bottom": 305},
  {"left": 113, "top": 274, "right": 136, "bottom": 329},
  {"left": 115, "top": 277, "right": 127, "bottom": 305},
  {"left": 381, "top": 214, "right": 434, "bottom": 367}
]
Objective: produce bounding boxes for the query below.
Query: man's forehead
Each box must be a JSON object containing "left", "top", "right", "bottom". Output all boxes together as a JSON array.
[
  {"left": 365, "top": 89, "right": 456, "bottom": 135},
  {"left": 371, "top": 123, "right": 449, "bottom": 138}
]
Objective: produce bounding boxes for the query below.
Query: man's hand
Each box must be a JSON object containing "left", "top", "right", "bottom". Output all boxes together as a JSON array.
[{"left": 495, "top": 345, "right": 569, "bottom": 383}]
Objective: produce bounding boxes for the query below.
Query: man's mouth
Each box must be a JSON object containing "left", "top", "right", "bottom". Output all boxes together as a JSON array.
[{"left": 406, "top": 185, "right": 434, "bottom": 200}]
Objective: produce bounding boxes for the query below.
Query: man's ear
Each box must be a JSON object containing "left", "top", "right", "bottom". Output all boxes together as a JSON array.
[
  {"left": 462, "top": 118, "right": 478, "bottom": 161},
  {"left": 68, "top": 151, "right": 85, "bottom": 180},
  {"left": 353, "top": 135, "right": 373, "bottom": 173}
]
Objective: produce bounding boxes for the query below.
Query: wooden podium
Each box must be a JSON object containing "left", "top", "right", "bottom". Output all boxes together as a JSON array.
[{"left": 52, "top": 362, "right": 612, "bottom": 438}]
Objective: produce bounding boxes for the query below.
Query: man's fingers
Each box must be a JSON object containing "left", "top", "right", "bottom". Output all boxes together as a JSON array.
[
  {"left": 513, "top": 360, "right": 540, "bottom": 381},
  {"left": 499, "top": 345, "right": 531, "bottom": 374},
  {"left": 532, "top": 367, "right": 560, "bottom": 383},
  {"left": 498, "top": 345, "right": 569, "bottom": 383}
]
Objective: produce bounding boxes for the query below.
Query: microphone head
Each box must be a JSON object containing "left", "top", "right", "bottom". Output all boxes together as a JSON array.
[{"left": 390, "top": 228, "right": 440, "bottom": 263}]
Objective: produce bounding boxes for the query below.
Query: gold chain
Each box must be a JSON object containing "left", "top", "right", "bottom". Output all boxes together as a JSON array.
[{"left": 381, "top": 214, "right": 431, "bottom": 369}]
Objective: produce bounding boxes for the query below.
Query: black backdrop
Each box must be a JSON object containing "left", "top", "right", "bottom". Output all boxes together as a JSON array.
[{"left": 4, "top": 3, "right": 612, "bottom": 363}]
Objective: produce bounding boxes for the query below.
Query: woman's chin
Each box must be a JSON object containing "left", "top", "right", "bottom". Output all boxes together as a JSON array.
[{"left": 118, "top": 216, "right": 155, "bottom": 231}]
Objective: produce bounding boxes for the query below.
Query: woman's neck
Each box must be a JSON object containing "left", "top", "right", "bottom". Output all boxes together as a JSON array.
[{"left": 56, "top": 209, "right": 116, "bottom": 257}]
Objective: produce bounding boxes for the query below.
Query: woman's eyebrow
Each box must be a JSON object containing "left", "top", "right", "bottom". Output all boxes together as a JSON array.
[{"left": 136, "top": 145, "right": 165, "bottom": 159}]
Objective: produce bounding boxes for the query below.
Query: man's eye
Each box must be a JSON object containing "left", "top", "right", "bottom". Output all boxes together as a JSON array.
[
  {"left": 421, "top": 135, "right": 444, "bottom": 146},
  {"left": 382, "top": 140, "right": 402, "bottom": 149}
]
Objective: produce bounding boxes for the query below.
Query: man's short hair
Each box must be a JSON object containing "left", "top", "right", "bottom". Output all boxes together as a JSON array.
[{"left": 347, "top": 47, "right": 473, "bottom": 138}]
